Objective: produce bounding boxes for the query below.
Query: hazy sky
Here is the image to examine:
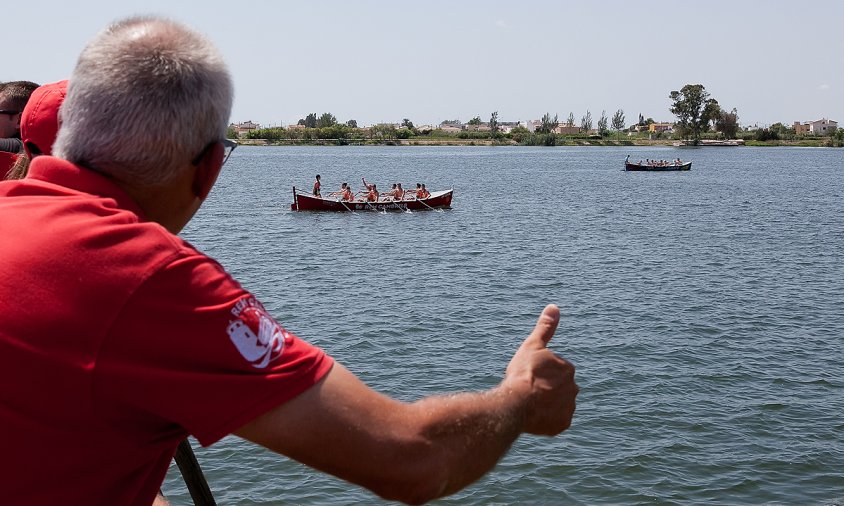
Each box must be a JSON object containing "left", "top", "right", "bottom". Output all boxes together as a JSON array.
[{"left": 5, "top": 1, "right": 841, "bottom": 128}]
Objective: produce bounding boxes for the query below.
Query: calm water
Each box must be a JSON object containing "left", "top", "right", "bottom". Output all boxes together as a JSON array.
[{"left": 162, "top": 146, "right": 843, "bottom": 505}]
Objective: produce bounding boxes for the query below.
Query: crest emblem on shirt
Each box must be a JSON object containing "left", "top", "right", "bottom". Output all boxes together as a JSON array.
[{"left": 228, "top": 297, "right": 286, "bottom": 368}]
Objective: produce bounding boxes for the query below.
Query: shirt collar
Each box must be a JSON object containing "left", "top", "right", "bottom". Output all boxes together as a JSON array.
[{"left": 26, "top": 156, "right": 148, "bottom": 220}]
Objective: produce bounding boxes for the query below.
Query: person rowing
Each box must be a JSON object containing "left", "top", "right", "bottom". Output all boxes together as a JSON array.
[
  {"left": 366, "top": 183, "right": 378, "bottom": 202},
  {"left": 328, "top": 182, "right": 347, "bottom": 198},
  {"left": 340, "top": 183, "right": 354, "bottom": 201},
  {"left": 417, "top": 183, "right": 430, "bottom": 199}
]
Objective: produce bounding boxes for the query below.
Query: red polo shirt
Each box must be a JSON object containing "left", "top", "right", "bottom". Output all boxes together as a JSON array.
[{"left": 0, "top": 156, "right": 333, "bottom": 505}]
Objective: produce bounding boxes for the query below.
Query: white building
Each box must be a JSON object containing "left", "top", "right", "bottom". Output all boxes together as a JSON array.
[{"left": 808, "top": 118, "right": 837, "bottom": 135}]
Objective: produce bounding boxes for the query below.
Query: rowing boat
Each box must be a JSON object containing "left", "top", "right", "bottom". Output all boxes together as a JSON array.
[
  {"left": 624, "top": 161, "right": 692, "bottom": 171},
  {"left": 291, "top": 187, "right": 454, "bottom": 212}
]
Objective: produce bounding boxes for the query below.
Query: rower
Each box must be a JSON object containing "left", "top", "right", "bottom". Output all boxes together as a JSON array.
[
  {"left": 341, "top": 183, "right": 353, "bottom": 201},
  {"left": 367, "top": 184, "right": 378, "bottom": 202},
  {"left": 312, "top": 174, "right": 321, "bottom": 197}
]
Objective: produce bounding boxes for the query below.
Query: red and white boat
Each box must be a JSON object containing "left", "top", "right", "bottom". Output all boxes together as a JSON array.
[{"left": 291, "top": 187, "right": 454, "bottom": 212}]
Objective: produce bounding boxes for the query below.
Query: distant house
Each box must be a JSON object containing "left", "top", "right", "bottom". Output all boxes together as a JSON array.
[
  {"left": 230, "top": 120, "right": 261, "bottom": 138},
  {"left": 439, "top": 124, "right": 463, "bottom": 134},
  {"left": 648, "top": 122, "right": 674, "bottom": 133},
  {"left": 794, "top": 118, "right": 838, "bottom": 135},
  {"left": 287, "top": 123, "right": 305, "bottom": 130},
  {"left": 465, "top": 123, "right": 491, "bottom": 132},
  {"left": 497, "top": 121, "right": 520, "bottom": 134},
  {"left": 553, "top": 124, "right": 580, "bottom": 135}
]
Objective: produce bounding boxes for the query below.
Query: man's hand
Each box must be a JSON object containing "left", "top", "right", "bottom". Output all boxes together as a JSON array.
[{"left": 503, "top": 304, "right": 578, "bottom": 435}]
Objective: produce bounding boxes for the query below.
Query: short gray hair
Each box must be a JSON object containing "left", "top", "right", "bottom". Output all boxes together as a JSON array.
[{"left": 53, "top": 16, "right": 233, "bottom": 185}]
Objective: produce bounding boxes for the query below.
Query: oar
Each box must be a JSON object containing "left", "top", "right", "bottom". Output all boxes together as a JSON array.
[
  {"left": 339, "top": 200, "right": 355, "bottom": 213},
  {"left": 174, "top": 439, "right": 216, "bottom": 506},
  {"left": 416, "top": 196, "right": 443, "bottom": 213},
  {"left": 389, "top": 199, "right": 411, "bottom": 213}
]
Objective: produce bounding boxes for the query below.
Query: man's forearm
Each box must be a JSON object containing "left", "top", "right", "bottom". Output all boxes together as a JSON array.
[{"left": 408, "top": 386, "right": 527, "bottom": 500}]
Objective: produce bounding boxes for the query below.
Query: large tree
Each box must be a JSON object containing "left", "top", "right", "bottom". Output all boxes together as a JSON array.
[
  {"left": 317, "top": 112, "right": 337, "bottom": 128},
  {"left": 669, "top": 84, "right": 719, "bottom": 143},
  {"left": 567, "top": 112, "right": 575, "bottom": 126},
  {"left": 611, "top": 109, "right": 626, "bottom": 138},
  {"left": 597, "top": 110, "right": 609, "bottom": 137},
  {"left": 299, "top": 113, "right": 317, "bottom": 128},
  {"left": 538, "top": 112, "right": 558, "bottom": 134},
  {"left": 713, "top": 107, "right": 739, "bottom": 139},
  {"left": 489, "top": 111, "right": 499, "bottom": 138},
  {"left": 580, "top": 110, "right": 592, "bottom": 133}
]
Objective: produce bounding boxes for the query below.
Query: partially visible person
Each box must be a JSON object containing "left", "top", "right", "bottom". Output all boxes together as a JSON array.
[
  {"left": 341, "top": 183, "right": 354, "bottom": 201},
  {"left": 386, "top": 183, "right": 398, "bottom": 199},
  {"left": 0, "top": 16, "right": 578, "bottom": 506},
  {"left": 5, "top": 80, "right": 67, "bottom": 180},
  {"left": 410, "top": 182, "right": 422, "bottom": 198},
  {"left": 417, "top": 183, "right": 430, "bottom": 199},
  {"left": 328, "top": 181, "right": 347, "bottom": 197},
  {"left": 395, "top": 182, "right": 405, "bottom": 200},
  {"left": 312, "top": 174, "right": 321, "bottom": 196},
  {"left": 367, "top": 183, "right": 379, "bottom": 201},
  {"left": 0, "top": 80, "right": 40, "bottom": 174}
]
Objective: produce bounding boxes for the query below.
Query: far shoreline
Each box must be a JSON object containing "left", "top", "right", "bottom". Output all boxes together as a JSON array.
[{"left": 236, "top": 138, "right": 840, "bottom": 148}]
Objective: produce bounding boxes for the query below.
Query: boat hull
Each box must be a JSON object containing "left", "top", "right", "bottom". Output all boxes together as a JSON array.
[
  {"left": 292, "top": 189, "right": 453, "bottom": 212},
  {"left": 625, "top": 162, "right": 691, "bottom": 171}
]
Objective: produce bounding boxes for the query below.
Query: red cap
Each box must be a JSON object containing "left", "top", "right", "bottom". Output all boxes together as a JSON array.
[{"left": 20, "top": 80, "right": 68, "bottom": 157}]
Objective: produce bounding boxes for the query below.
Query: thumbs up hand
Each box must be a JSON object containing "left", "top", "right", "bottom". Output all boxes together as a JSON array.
[{"left": 503, "top": 304, "right": 578, "bottom": 436}]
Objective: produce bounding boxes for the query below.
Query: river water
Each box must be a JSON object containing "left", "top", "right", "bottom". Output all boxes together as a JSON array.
[{"left": 162, "top": 146, "right": 843, "bottom": 505}]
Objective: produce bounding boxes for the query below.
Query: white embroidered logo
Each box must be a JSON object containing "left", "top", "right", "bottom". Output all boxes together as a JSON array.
[{"left": 227, "top": 297, "right": 285, "bottom": 368}]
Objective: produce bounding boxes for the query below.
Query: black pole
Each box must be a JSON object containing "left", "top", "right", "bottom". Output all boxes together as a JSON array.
[{"left": 174, "top": 439, "right": 217, "bottom": 506}]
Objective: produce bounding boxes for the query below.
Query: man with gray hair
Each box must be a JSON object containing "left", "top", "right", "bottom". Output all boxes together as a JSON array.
[{"left": 0, "top": 16, "right": 577, "bottom": 505}]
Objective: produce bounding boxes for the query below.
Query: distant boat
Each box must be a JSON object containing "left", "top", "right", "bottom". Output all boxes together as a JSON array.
[{"left": 624, "top": 157, "right": 691, "bottom": 171}]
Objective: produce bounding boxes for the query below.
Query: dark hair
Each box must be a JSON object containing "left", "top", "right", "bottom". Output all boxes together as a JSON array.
[
  {"left": 0, "top": 81, "right": 40, "bottom": 111},
  {"left": 316, "top": 174, "right": 320, "bottom": 179}
]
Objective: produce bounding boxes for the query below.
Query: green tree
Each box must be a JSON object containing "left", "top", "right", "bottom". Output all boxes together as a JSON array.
[
  {"left": 401, "top": 118, "right": 414, "bottom": 129},
  {"left": 489, "top": 111, "right": 500, "bottom": 138},
  {"left": 346, "top": 119, "right": 358, "bottom": 128},
  {"left": 580, "top": 110, "right": 592, "bottom": 133},
  {"left": 669, "top": 84, "right": 720, "bottom": 143},
  {"left": 611, "top": 109, "right": 625, "bottom": 139},
  {"left": 567, "top": 112, "right": 575, "bottom": 127},
  {"left": 714, "top": 107, "right": 739, "bottom": 139},
  {"left": 508, "top": 125, "right": 530, "bottom": 143},
  {"left": 226, "top": 125, "right": 238, "bottom": 139},
  {"left": 468, "top": 116, "right": 483, "bottom": 126},
  {"left": 299, "top": 113, "right": 317, "bottom": 128},
  {"left": 597, "top": 110, "right": 609, "bottom": 137},
  {"left": 317, "top": 112, "right": 337, "bottom": 128},
  {"left": 538, "top": 112, "right": 558, "bottom": 134}
]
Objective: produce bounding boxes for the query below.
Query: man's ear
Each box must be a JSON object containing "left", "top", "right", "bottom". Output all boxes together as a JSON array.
[{"left": 191, "top": 141, "right": 224, "bottom": 200}]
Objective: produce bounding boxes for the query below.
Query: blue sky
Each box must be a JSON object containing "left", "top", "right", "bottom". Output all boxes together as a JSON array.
[{"left": 5, "top": 1, "right": 841, "bottom": 128}]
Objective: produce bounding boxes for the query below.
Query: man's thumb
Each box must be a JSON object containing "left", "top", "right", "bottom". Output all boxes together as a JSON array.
[{"left": 524, "top": 304, "right": 560, "bottom": 348}]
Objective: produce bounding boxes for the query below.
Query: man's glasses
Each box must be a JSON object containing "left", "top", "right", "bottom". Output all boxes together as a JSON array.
[
  {"left": 221, "top": 138, "right": 237, "bottom": 166},
  {"left": 192, "top": 138, "right": 238, "bottom": 166},
  {"left": 0, "top": 110, "right": 21, "bottom": 116}
]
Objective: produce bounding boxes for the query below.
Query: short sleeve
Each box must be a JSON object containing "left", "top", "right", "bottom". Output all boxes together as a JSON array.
[{"left": 93, "top": 252, "right": 334, "bottom": 447}]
